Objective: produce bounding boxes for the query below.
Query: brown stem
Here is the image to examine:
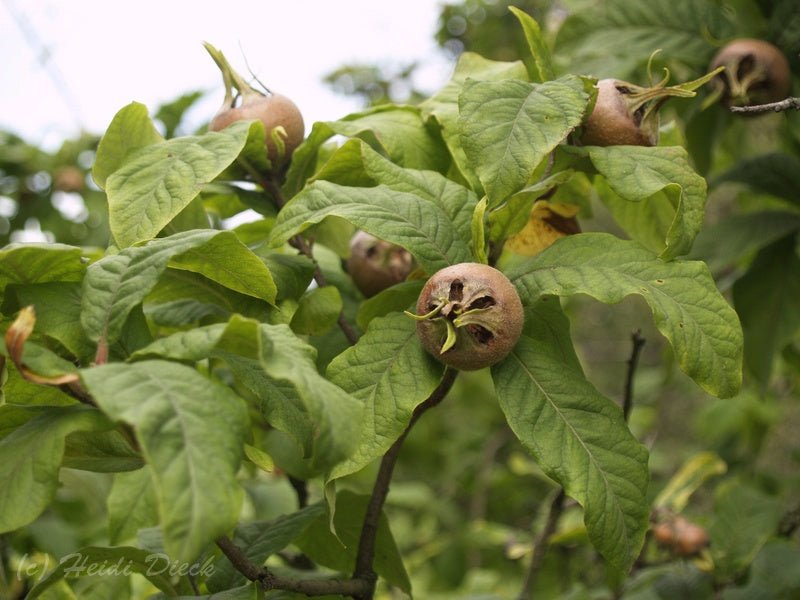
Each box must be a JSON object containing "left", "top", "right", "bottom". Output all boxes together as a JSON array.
[
  {"left": 352, "top": 368, "right": 458, "bottom": 598},
  {"left": 517, "top": 489, "right": 566, "bottom": 600},
  {"left": 215, "top": 536, "right": 370, "bottom": 597},
  {"left": 623, "top": 331, "right": 646, "bottom": 422},
  {"left": 729, "top": 96, "right": 800, "bottom": 114}
]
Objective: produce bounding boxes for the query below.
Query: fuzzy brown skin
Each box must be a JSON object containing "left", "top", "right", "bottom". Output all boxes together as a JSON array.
[
  {"left": 652, "top": 516, "right": 709, "bottom": 556},
  {"left": 210, "top": 93, "right": 305, "bottom": 166},
  {"left": 416, "top": 263, "right": 524, "bottom": 371},
  {"left": 347, "top": 231, "right": 415, "bottom": 298},
  {"left": 581, "top": 79, "right": 656, "bottom": 147},
  {"left": 710, "top": 39, "right": 791, "bottom": 106}
]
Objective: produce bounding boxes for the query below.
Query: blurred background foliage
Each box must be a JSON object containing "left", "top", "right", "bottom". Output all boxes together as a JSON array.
[{"left": 1, "top": 0, "right": 800, "bottom": 598}]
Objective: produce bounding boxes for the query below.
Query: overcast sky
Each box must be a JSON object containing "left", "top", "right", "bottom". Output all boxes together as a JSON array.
[{"left": 0, "top": 0, "right": 452, "bottom": 149}]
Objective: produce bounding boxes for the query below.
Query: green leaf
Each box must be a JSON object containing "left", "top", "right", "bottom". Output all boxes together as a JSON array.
[
  {"left": 0, "top": 405, "right": 112, "bottom": 533},
  {"left": 327, "top": 312, "right": 443, "bottom": 480},
  {"left": 131, "top": 316, "right": 362, "bottom": 473},
  {"left": 492, "top": 300, "right": 649, "bottom": 572},
  {"left": 709, "top": 481, "right": 783, "bottom": 579},
  {"left": 343, "top": 140, "right": 479, "bottom": 244},
  {"left": 107, "top": 467, "right": 158, "bottom": 544},
  {"left": 489, "top": 170, "right": 576, "bottom": 244},
  {"left": 555, "top": 0, "right": 736, "bottom": 79},
  {"left": 509, "top": 233, "right": 742, "bottom": 398},
  {"left": 714, "top": 153, "right": 800, "bottom": 207},
  {"left": 11, "top": 282, "right": 95, "bottom": 361},
  {"left": 174, "top": 584, "right": 259, "bottom": 599},
  {"left": 167, "top": 230, "right": 277, "bottom": 302},
  {"left": 459, "top": 76, "right": 590, "bottom": 206},
  {"left": 653, "top": 452, "right": 727, "bottom": 513},
  {"left": 106, "top": 120, "right": 261, "bottom": 247},
  {"left": 269, "top": 181, "right": 473, "bottom": 273},
  {"left": 80, "top": 360, "right": 249, "bottom": 561},
  {"left": 295, "top": 490, "right": 410, "bottom": 592},
  {"left": 733, "top": 235, "right": 800, "bottom": 385},
  {"left": 26, "top": 546, "right": 179, "bottom": 599},
  {"left": 356, "top": 280, "right": 425, "bottom": 331},
  {"left": 0, "top": 243, "right": 86, "bottom": 297},
  {"left": 509, "top": 7, "right": 554, "bottom": 82},
  {"left": 207, "top": 503, "right": 326, "bottom": 592},
  {"left": 471, "top": 197, "right": 489, "bottom": 264},
  {"left": 285, "top": 105, "right": 449, "bottom": 196},
  {"left": 420, "top": 52, "right": 528, "bottom": 191},
  {"left": 3, "top": 365, "right": 75, "bottom": 406},
  {"left": 62, "top": 429, "right": 144, "bottom": 472},
  {"left": 582, "top": 146, "right": 707, "bottom": 260},
  {"left": 93, "top": 101, "right": 164, "bottom": 189},
  {"left": 81, "top": 230, "right": 274, "bottom": 346},
  {"left": 689, "top": 211, "right": 800, "bottom": 273},
  {"left": 723, "top": 540, "right": 800, "bottom": 600},
  {"left": 290, "top": 286, "right": 343, "bottom": 336}
]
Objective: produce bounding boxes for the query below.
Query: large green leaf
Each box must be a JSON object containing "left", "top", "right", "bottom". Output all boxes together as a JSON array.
[
  {"left": 92, "top": 101, "right": 164, "bottom": 189},
  {"left": 733, "top": 235, "right": 800, "bottom": 385},
  {"left": 459, "top": 76, "right": 590, "bottom": 206},
  {"left": 723, "top": 540, "right": 800, "bottom": 600},
  {"left": 26, "top": 546, "right": 179, "bottom": 599},
  {"left": 105, "top": 120, "right": 262, "bottom": 247},
  {"left": 269, "top": 180, "right": 473, "bottom": 273},
  {"left": 420, "top": 52, "right": 529, "bottom": 191},
  {"left": 508, "top": 233, "right": 742, "bottom": 398},
  {"left": 0, "top": 405, "right": 112, "bottom": 533},
  {"left": 555, "top": 0, "right": 736, "bottom": 79},
  {"left": 581, "top": 146, "right": 707, "bottom": 260},
  {"left": 285, "top": 105, "right": 449, "bottom": 196},
  {"left": 80, "top": 360, "right": 249, "bottom": 561},
  {"left": 492, "top": 300, "right": 649, "bottom": 572},
  {"left": 326, "top": 312, "right": 444, "bottom": 480},
  {"left": 0, "top": 243, "right": 86, "bottom": 297},
  {"left": 107, "top": 467, "right": 158, "bottom": 544},
  {"left": 314, "top": 140, "right": 479, "bottom": 245},
  {"left": 81, "top": 230, "right": 275, "bottom": 346},
  {"left": 130, "top": 316, "right": 362, "bottom": 472}
]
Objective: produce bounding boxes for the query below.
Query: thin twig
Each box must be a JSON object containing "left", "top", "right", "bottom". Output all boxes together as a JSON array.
[
  {"left": 517, "top": 489, "right": 566, "bottom": 600},
  {"left": 215, "top": 536, "right": 370, "bottom": 597},
  {"left": 623, "top": 331, "right": 646, "bottom": 422},
  {"left": 729, "top": 96, "right": 800, "bottom": 114},
  {"left": 352, "top": 368, "right": 458, "bottom": 599}
]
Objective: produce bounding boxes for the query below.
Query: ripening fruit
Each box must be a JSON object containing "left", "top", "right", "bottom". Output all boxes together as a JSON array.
[
  {"left": 210, "top": 92, "right": 305, "bottom": 167},
  {"left": 652, "top": 515, "right": 709, "bottom": 556},
  {"left": 204, "top": 42, "right": 305, "bottom": 168},
  {"left": 710, "top": 38, "right": 791, "bottom": 106},
  {"left": 346, "top": 231, "right": 415, "bottom": 298},
  {"left": 411, "top": 263, "right": 524, "bottom": 371}
]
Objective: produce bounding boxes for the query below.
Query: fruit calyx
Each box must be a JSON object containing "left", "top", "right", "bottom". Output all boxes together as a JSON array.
[
  {"left": 347, "top": 231, "right": 416, "bottom": 298},
  {"left": 409, "top": 263, "right": 524, "bottom": 371},
  {"left": 581, "top": 66, "right": 723, "bottom": 147}
]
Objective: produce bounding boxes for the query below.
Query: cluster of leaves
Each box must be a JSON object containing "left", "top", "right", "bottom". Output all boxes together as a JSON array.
[{"left": 1, "top": 1, "right": 799, "bottom": 599}]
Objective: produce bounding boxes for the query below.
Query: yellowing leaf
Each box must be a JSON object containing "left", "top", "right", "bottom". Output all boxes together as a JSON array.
[{"left": 506, "top": 201, "right": 581, "bottom": 256}]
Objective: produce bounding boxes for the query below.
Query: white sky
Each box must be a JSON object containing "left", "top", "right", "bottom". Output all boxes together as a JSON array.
[{"left": 0, "top": 0, "right": 452, "bottom": 149}]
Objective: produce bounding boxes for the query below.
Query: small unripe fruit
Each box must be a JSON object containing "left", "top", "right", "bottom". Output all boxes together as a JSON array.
[
  {"left": 347, "top": 231, "right": 415, "bottom": 298},
  {"left": 412, "top": 263, "right": 524, "bottom": 371},
  {"left": 710, "top": 38, "right": 791, "bottom": 106},
  {"left": 652, "top": 515, "right": 709, "bottom": 556},
  {"left": 210, "top": 92, "right": 305, "bottom": 167},
  {"left": 582, "top": 79, "right": 657, "bottom": 146}
]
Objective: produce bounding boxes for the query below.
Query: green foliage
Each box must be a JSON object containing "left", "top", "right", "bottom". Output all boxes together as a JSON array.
[{"left": 2, "top": 2, "right": 798, "bottom": 599}]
